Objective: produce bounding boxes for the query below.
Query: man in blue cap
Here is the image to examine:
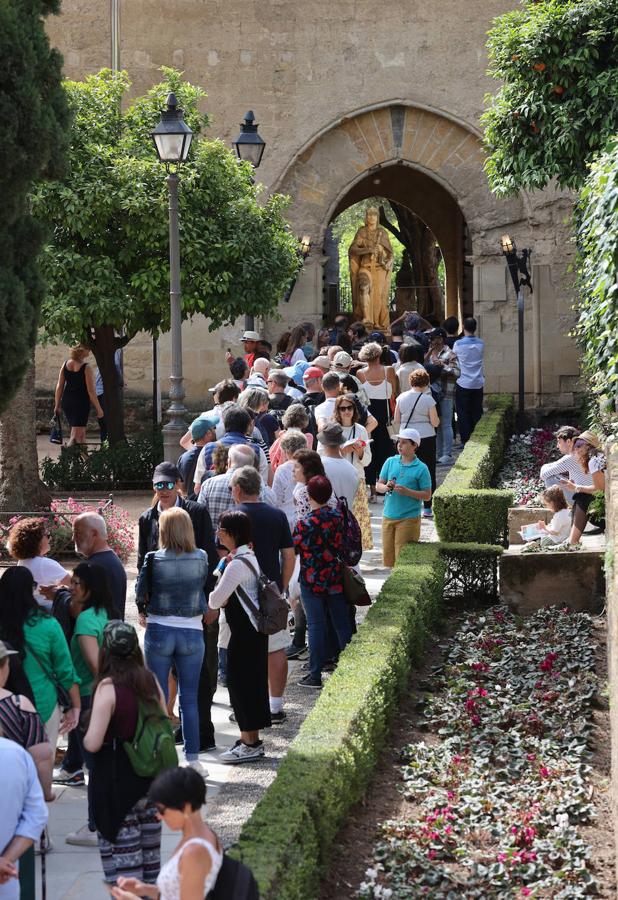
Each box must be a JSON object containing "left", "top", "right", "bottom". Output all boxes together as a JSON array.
[{"left": 177, "top": 416, "right": 218, "bottom": 498}]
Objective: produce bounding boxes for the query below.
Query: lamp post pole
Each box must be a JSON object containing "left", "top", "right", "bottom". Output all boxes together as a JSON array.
[
  {"left": 162, "top": 170, "right": 188, "bottom": 463},
  {"left": 501, "top": 235, "right": 532, "bottom": 428}
]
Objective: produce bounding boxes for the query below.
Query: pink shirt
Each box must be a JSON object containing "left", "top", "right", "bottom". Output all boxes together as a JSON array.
[{"left": 269, "top": 431, "right": 313, "bottom": 473}]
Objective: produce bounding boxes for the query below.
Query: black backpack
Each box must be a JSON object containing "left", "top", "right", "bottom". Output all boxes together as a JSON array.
[
  {"left": 207, "top": 853, "right": 260, "bottom": 899},
  {"left": 335, "top": 495, "right": 363, "bottom": 566}
]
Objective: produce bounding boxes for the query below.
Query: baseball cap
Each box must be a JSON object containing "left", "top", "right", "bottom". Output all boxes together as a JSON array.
[
  {"left": 241, "top": 330, "right": 261, "bottom": 342},
  {"left": 332, "top": 351, "right": 353, "bottom": 370},
  {"left": 191, "top": 416, "right": 218, "bottom": 441},
  {"left": 312, "top": 355, "right": 331, "bottom": 371},
  {"left": 391, "top": 427, "right": 421, "bottom": 445},
  {"left": 317, "top": 422, "right": 345, "bottom": 446},
  {"left": 303, "top": 366, "right": 324, "bottom": 381},
  {"left": 152, "top": 462, "right": 181, "bottom": 484},
  {"left": 0, "top": 640, "right": 18, "bottom": 663},
  {"left": 369, "top": 331, "right": 386, "bottom": 343},
  {"left": 103, "top": 621, "right": 139, "bottom": 658}
]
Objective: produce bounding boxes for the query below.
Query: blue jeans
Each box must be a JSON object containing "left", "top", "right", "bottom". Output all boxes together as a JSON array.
[
  {"left": 301, "top": 586, "right": 353, "bottom": 683},
  {"left": 145, "top": 624, "right": 204, "bottom": 760},
  {"left": 437, "top": 396, "right": 454, "bottom": 458}
]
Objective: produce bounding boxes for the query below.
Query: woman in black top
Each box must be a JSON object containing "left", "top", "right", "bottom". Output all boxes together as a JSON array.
[{"left": 54, "top": 345, "right": 103, "bottom": 445}]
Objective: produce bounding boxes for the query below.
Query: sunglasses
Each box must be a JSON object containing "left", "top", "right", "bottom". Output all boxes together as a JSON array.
[
  {"left": 573, "top": 440, "right": 588, "bottom": 449},
  {"left": 339, "top": 405, "right": 354, "bottom": 411},
  {"left": 153, "top": 481, "right": 175, "bottom": 491}
]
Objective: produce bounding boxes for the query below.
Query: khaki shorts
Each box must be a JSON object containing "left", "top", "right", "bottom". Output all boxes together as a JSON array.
[
  {"left": 382, "top": 516, "right": 421, "bottom": 568},
  {"left": 268, "top": 628, "right": 290, "bottom": 653}
]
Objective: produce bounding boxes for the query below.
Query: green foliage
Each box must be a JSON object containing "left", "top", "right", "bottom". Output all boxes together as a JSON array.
[
  {"left": 439, "top": 542, "right": 504, "bottom": 602},
  {"left": 0, "top": 0, "right": 69, "bottom": 412},
  {"left": 574, "top": 137, "right": 618, "bottom": 417},
  {"left": 40, "top": 431, "right": 163, "bottom": 490},
  {"left": 32, "top": 68, "right": 300, "bottom": 345},
  {"left": 482, "top": 0, "right": 618, "bottom": 196},
  {"left": 231, "top": 542, "right": 445, "bottom": 899},
  {"left": 433, "top": 395, "right": 515, "bottom": 544}
]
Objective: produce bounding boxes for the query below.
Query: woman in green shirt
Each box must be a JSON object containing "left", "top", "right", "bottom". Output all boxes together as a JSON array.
[
  {"left": 60, "top": 562, "right": 116, "bottom": 846},
  {"left": 0, "top": 568, "right": 81, "bottom": 751}
]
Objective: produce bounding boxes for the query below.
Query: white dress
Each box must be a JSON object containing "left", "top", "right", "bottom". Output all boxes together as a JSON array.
[{"left": 156, "top": 837, "right": 223, "bottom": 900}]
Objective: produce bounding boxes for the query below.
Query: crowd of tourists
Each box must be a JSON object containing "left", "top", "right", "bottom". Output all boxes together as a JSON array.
[{"left": 0, "top": 311, "right": 489, "bottom": 897}]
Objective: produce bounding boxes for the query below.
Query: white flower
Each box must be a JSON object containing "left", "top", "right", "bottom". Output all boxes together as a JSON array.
[{"left": 365, "top": 868, "right": 378, "bottom": 880}]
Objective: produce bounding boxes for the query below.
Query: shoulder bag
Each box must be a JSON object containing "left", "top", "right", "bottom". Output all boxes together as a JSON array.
[
  {"left": 384, "top": 367, "right": 395, "bottom": 438},
  {"left": 26, "top": 643, "right": 72, "bottom": 712},
  {"left": 235, "top": 555, "right": 289, "bottom": 635},
  {"left": 49, "top": 413, "right": 63, "bottom": 445},
  {"left": 339, "top": 562, "right": 371, "bottom": 607},
  {"left": 403, "top": 393, "right": 423, "bottom": 430}
]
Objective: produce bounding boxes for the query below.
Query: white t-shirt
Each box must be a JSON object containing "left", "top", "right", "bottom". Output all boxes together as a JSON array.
[
  {"left": 395, "top": 390, "right": 437, "bottom": 438},
  {"left": 547, "top": 508, "right": 571, "bottom": 544},
  {"left": 290, "top": 348, "right": 307, "bottom": 365},
  {"left": 322, "top": 456, "right": 360, "bottom": 507},
  {"left": 18, "top": 557, "right": 68, "bottom": 610},
  {"left": 315, "top": 397, "right": 337, "bottom": 426},
  {"left": 589, "top": 454, "right": 606, "bottom": 474}
]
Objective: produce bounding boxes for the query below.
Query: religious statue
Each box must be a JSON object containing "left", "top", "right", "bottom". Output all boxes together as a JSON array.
[{"left": 348, "top": 206, "right": 393, "bottom": 332}]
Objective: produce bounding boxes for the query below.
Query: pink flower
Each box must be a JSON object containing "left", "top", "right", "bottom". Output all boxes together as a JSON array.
[
  {"left": 427, "top": 849, "right": 437, "bottom": 860},
  {"left": 539, "top": 766, "right": 550, "bottom": 778}
]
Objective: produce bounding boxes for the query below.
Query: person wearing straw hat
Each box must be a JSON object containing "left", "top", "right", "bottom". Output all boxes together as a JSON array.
[
  {"left": 376, "top": 428, "right": 432, "bottom": 567},
  {"left": 557, "top": 430, "right": 606, "bottom": 547}
]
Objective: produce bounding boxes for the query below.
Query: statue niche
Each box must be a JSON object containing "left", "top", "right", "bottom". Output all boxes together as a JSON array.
[{"left": 348, "top": 206, "right": 393, "bottom": 332}]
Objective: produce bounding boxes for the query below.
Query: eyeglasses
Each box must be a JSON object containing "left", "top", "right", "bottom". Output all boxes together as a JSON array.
[
  {"left": 339, "top": 405, "right": 354, "bottom": 411},
  {"left": 153, "top": 481, "right": 175, "bottom": 491}
]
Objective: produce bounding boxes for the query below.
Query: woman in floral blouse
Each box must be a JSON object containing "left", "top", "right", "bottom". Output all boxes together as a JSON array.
[{"left": 293, "top": 476, "right": 352, "bottom": 689}]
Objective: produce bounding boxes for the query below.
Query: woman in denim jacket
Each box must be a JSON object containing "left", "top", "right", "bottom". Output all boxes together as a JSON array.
[{"left": 136, "top": 508, "right": 208, "bottom": 774}]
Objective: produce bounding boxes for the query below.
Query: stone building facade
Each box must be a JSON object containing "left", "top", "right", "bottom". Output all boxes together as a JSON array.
[{"left": 37, "top": 0, "right": 580, "bottom": 410}]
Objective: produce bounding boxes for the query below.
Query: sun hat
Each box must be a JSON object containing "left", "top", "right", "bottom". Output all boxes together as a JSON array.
[
  {"left": 576, "top": 430, "right": 601, "bottom": 450},
  {"left": 390, "top": 427, "right": 422, "bottom": 445},
  {"left": 312, "top": 355, "right": 331, "bottom": 371},
  {"left": 332, "top": 351, "right": 353, "bottom": 370},
  {"left": 317, "top": 422, "right": 345, "bottom": 446},
  {"left": 103, "top": 621, "right": 139, "bottom": 658},
  {"left": 0, "top": 640, "right": 18, "bottom": 663},
  {"left": 241, "top": 330, "right": 261, "bottom": 342},
  {"left": 152, "top": 462, "right": 181, "bottom": 484},
  {"left": 303, "top": 366, "right": 324, "bottom": 381},
  {"left": 191, "top": 416, "right": 218, "bottom": 441},
  {"left": 283, "top": 359, "right": 310, "bottom": 386}
]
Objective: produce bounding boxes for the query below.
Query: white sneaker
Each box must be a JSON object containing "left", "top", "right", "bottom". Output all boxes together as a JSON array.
[
  {"left": 220, "top": 740, "right": 265, "bottom": 765},
  {"left": 65, "top": 824, "right": 98, "bottom": 847},
  {"left": 184, "top": 759, "right": 209, "bottom": 778},
  {"left": 438, "top": 454, "right": 454, "bottom": 465}
]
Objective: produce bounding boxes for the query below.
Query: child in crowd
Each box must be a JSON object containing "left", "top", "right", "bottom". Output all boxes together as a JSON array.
[{"left": 535, "top": 486, "right": 571, "bottom": 546}]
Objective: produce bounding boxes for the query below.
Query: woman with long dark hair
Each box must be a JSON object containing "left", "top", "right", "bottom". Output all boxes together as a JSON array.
[
  {"left": 284, "top": 325, "right": 308, "bottom": 366},
  {"left": 0, "top": 568, "right": 80, "bottom": 755},
  {"left": 84, "top": 621, "right": 165, "bottom": 887}
]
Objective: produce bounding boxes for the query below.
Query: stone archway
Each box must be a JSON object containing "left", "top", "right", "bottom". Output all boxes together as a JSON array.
[{"left": 272, "top": 102, "right": 524, "bottom": 327}]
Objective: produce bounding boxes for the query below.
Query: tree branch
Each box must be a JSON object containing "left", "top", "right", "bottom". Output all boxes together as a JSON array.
[{"left": 378, "top": 204, "right": 404, "bottom": 245}]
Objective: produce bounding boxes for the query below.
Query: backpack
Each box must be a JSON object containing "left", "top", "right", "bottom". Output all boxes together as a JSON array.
[
  {"left": 123, "top": 701, "right": 179, "bottom": 778},
  {"left": 235, "top": 556, "right": 289, "bottom": 635},
  {"left": 207, "top": 853, "right": 260, "bottom": 899},
  {"left": 335, "top": 495, "right": 362, "bottom": 566}
]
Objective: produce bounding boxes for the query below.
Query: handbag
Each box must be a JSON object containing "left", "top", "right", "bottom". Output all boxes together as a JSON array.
[
  {"left": 49, "top": 414, "right": 63, "bottom": 445},
  {"left": 235, "top": 555, "right": 289, "bottom": 635},
  {"left": 340, "top": 562, "right": 371, "bottom": 607},
  {"left": 27, "top": 644, "right": 72, "bottom": 712}
]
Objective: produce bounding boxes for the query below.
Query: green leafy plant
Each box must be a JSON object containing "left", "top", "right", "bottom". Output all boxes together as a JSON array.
[
  {"left": 32, "top": 68, "right": 300, "bottom": 445},
  {"left": 40, "top": 431, "right": 163, "bottom": 490},
  {"left": 231, "top": 543, "right": 446, "bottom": 899},
  {"left": 482, "top": 0, "right": 618, "bottom": 196}
]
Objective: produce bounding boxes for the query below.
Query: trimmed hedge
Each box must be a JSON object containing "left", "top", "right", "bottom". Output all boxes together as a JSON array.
[
  {"left": 439, "top": 542, "right": 504, "bottom": 602},
  {"left": 231, "top": 542, "right": 445, "bottom": 899},
  {"left": 434, "top": 394, "right": 515, "bottom": 544}
]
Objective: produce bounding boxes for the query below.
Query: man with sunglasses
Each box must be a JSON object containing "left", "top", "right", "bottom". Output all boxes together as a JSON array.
[{"left": 137, "top": 462, "right": 219, "bottom": 752}]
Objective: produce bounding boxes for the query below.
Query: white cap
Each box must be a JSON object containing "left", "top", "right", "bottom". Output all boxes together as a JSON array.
[
  {"left": 390, "top": 427, "right": 421, "bottom": 445},
  {"left": 332, "top": 351, "right": 353, "bottom": 369},
  {"left": 241, "top": 330, "right": 261, "bottom": 342}
]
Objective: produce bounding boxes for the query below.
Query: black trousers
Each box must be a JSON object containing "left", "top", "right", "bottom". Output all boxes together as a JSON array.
[
  {"left": 415, "top": 434, "right": 437, "bottom": 510},
  {"left": 197, "top": 623, "right": 215, "bottom": 747},
  {"left": 455, "top": 386, "right": 484, "bottom": 444}
]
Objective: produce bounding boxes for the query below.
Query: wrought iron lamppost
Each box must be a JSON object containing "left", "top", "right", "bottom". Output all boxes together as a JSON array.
[
  {"left": 151, "top": 93, "right": 193, "bottom": 463},
  {"left": 233, "top": 111, "right": 266, "bottom": 330},
  {"left": 500, "top": 234, "right": 533, "bottom": 425}
]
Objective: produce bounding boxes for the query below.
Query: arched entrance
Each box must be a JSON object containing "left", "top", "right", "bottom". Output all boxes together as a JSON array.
[{"left": 270, "top": 102, "right": 523, "bottom": 329}]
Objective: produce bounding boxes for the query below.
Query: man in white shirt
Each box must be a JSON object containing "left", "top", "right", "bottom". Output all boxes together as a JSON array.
[
  {"left": 315, "top": 372, "right": 342, "bottom": 429},
  {"left": 453, "top": 316, "right": 485, "bottom": 444},
  {"left": 318, "top": 422, "right": 360, "bottom": 506}
]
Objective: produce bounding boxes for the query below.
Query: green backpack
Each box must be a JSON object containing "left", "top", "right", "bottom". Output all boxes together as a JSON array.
[{"left": 123, "top": 702, "right": 179, "bottom": 778}]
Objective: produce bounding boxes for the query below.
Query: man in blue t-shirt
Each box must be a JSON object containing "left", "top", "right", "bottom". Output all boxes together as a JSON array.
[{"left": 377, "top": 428, "right": 432, "bottom": 568}]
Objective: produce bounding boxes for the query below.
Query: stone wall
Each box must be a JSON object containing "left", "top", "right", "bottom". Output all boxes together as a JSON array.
[{"left": 606, "top": 449, "right": 618, "bottom": 878}]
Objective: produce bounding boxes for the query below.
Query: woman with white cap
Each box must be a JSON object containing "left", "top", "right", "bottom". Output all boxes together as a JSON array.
[{"left": 376, "top": 428, "right": 432, "bottom": 568}]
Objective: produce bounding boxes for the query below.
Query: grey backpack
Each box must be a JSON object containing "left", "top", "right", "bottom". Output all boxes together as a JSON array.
[{"left": 235, "top": 556, "right": 289, "bottom": 635}]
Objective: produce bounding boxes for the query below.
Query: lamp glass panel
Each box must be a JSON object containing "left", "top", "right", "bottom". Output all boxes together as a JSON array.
[
  {"left": 154, "top": 133, "right": 185, "bottom": 162},
  {"left": 235, "top": 142, "right": 264, "bottom": 167}
]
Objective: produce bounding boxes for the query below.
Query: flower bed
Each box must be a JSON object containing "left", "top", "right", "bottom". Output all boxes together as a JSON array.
[
  {"left": 497, "top": 427, "right": 558, "bottom": 506},
  {"left": 359, "top": 605, "right": 599, "bottom": 898},
  {"left": 0, "top": 498, "right": 134, "bottom": 564}
]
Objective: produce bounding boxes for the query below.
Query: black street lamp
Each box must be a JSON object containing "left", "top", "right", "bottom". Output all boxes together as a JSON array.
[
  {"left": 501, "top": 234, "right": 533, "bottom": 424},
  {"left": 233, "top": 112, "right": 266, "bottom": 329},
  {"left": 151, "top": 93, "right": 193, "bottom": 463}
]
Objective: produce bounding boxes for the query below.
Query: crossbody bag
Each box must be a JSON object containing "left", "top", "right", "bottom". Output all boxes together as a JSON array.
[{"left": 403, "top": 393, "right": 423, "bottom": 429}]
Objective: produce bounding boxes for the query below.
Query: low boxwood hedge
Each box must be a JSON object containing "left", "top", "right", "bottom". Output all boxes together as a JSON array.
[
  {"left": 231, "top": 542, "right": 446, "bottom": 899},
  {"left": 434, "top": 394, "right": 514, "bottom": 544}
]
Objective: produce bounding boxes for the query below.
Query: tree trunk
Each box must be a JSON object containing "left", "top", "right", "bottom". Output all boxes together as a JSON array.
[
  {"left": 379, "top": 203, "right": 444, "bottom": 321},
  {"left": 91, "top": 324, "right": 126, "bottom": 446},
  {"left": 0, "top": 355, "right": 52, "bottom": 511}
]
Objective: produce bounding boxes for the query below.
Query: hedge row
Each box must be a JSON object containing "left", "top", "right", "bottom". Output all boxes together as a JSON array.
[
  {"left": 231, "top": 542, "right": 446, "bottom": 899},
  {"left": 433, "top": 394, "right": 515, "bottom": 544}
]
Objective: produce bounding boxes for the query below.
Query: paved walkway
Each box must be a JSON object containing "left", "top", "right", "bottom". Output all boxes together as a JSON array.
[{"left": 34, "top": 445, "right": 458, "bottom": 897}]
